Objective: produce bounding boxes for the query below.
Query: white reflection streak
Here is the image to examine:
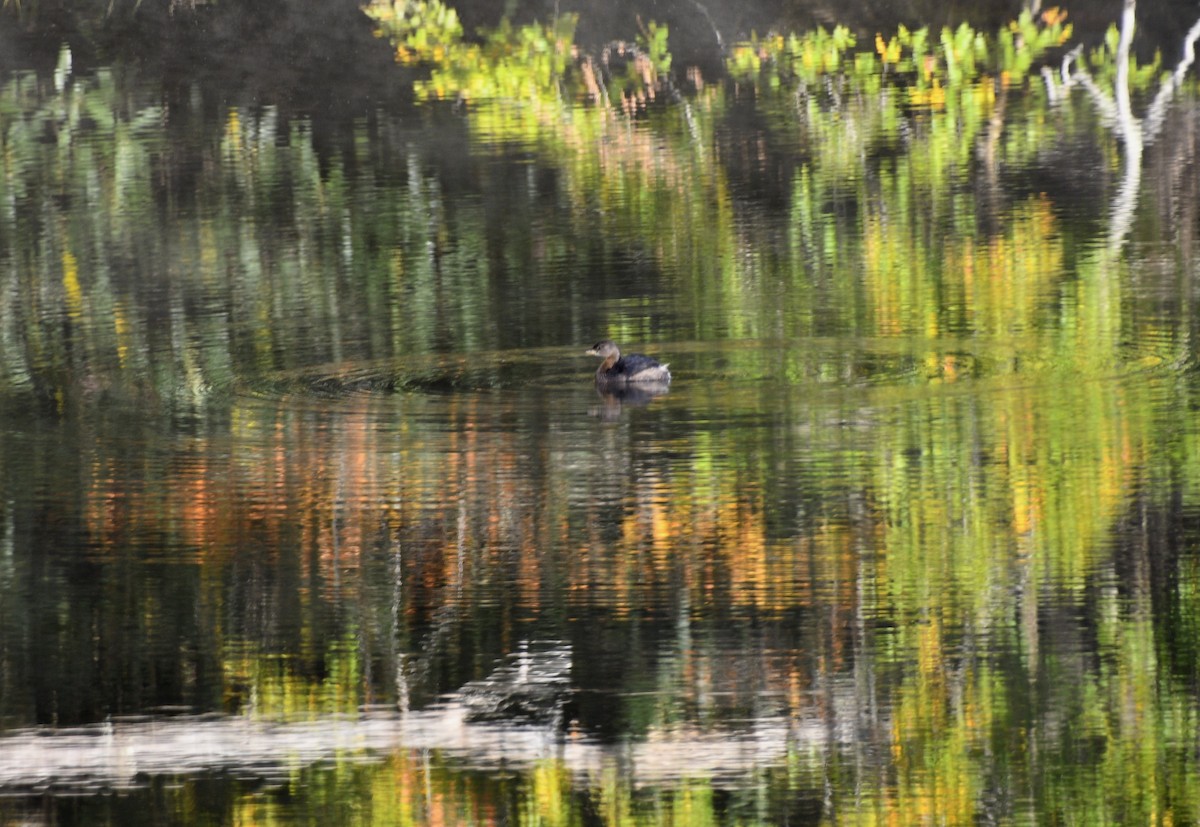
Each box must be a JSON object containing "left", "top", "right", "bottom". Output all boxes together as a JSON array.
[
  {"left": 394, "top": 536, "right": 410, "bottom": 714},
  {"left": 1108, "top": 0, "right": 1142, "bottom": 254},
  {"left": 0, "top": 706, "right": 848, "bottom": 793},
  {"left": 1142, "top": 15, "right": 1200, "bottom": 141},
  {"left": 1049, "top": 0, "right": 1200, "bottom": 253},
  {"left": 0, "top": 636, "right": 854, "bottom": 791}
]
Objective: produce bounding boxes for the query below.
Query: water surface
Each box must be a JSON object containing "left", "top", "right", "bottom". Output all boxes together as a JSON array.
[{"left": 3, "top": 1, "right": 1200, "bottom": 824}]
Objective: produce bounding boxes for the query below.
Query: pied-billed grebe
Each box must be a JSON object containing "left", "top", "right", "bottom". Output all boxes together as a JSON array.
[{"left": 585, "top": 340, "right": 671, "bottom": 384}]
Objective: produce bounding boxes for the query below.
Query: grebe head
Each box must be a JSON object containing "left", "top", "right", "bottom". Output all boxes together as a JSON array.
[{"left": 584, "top": 340, "right": 620, "bottom": 359}]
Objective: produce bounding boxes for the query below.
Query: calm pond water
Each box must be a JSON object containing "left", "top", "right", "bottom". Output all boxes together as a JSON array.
[{"left": 3, "top": 0, "right": 1200, "bottom": 824}]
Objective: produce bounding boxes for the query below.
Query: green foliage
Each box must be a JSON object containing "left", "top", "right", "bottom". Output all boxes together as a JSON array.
[
  {"left": 363, "top": 0, "right": 464, "bottom": 62},
  {"left": 366, "top": 0, "right": 588, "bottom": 104},
  {"left": 638, "top": 20, "right": 672, "bottom": 75},
  {"left": 1088, "top": 22, "right": 1163, "bottom": 91},
  {"left": 727, "top": 8, "right": 1073, "bottom": 91},
  {"left": 998, "top": 8, "right": 1075, "bottom": 82},
  {"left": 364, "top": 0, "right": 680, "bottom": 148},
  {"left": 728, "top": 27, "right": 857, "bottom": 86}
]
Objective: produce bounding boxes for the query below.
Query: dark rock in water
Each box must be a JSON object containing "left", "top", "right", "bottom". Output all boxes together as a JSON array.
[{"left": 458, "top": 642, "right": 573, "bottom": 724}]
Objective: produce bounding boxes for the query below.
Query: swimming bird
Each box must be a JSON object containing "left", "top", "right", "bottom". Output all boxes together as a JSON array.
[{"left": 585, "top": 340, "right": 671, "bottom": 384}]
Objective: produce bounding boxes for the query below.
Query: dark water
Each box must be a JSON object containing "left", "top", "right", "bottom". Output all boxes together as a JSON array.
[{"left": 3, "top": 1, "right": 1200, "bottom": 824}]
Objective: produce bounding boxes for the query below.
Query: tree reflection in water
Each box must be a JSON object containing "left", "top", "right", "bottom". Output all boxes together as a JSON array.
[{"left": 2, "top": 0, "right": 1200, "bottom": 824}]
